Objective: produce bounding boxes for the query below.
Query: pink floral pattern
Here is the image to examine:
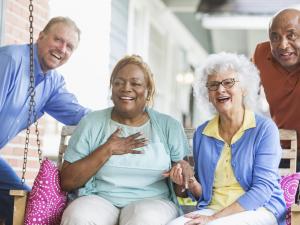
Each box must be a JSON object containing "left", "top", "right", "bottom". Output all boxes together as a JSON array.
[
  {"left": 24, "top": 159, "right": 67, "bottom": 225},
  {"left": 279, "top": 173, "right": 300, "bottom": 225}
]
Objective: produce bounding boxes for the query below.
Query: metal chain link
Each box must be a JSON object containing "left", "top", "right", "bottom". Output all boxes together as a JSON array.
[{"left": 21, "top": 0, "right": 42, "bottom": 185}]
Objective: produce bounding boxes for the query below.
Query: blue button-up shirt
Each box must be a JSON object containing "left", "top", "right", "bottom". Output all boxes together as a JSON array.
[{"left": 0, "top": 44, "right": 89, "bottom": 148}]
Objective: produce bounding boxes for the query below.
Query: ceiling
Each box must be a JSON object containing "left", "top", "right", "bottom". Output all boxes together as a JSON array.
[{"left": 162, "top": 0, "right": 300, "bottom": 56}]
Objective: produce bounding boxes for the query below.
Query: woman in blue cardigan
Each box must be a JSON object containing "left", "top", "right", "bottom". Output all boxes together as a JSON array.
[{"left": 167, "top": 52, "right": 286, "bottom": 225}]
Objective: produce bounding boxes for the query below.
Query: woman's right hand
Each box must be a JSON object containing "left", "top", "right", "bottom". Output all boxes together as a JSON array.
[{"left": 104, "top": 128, "right": 148, "bottom": 155}]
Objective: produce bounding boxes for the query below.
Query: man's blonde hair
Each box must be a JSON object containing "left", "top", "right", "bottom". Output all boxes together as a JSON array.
[{"left": 42, "top": 16, "right": 81, "bottom": 41}]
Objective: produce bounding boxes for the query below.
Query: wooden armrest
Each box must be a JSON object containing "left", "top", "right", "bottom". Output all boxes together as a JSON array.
[
  {"left": 9, "top": 190, "right": 27, "bottom": 197},
  {"left": 9, "top": 190, "right": 28, "bottom": 225},
  {"left": 291, "top": 204, "right": 300, "bottom": 225}
]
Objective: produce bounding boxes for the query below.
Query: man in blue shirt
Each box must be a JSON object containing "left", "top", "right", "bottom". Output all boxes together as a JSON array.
[{"left": 0, "top": 17, "right": 89, "bottom": 225}]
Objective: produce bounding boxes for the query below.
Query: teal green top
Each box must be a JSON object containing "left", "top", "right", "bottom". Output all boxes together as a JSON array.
[{"left": 64, "top": 107, "right": 189, "bottom": 211}]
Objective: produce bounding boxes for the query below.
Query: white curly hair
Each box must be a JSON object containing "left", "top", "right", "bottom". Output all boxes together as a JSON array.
[{"left": 193, "top": 52, "right": 261, "bottom": 120}]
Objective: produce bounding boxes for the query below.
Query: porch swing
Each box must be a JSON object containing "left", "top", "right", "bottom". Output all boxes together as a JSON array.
[
  {"left": 8, "top": 1, "right": 75, "bottom": 224},
  {"left": 7, "top": 1, "right": 300, "bottom": 225}
]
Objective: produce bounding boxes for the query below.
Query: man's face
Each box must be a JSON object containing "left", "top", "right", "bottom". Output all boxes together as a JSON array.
[
  {"left": 269, "top": 13, "right": 300, "bottom": 72},
  {"left": 37, "top": 22, "right": 79, "bottom": 73}
]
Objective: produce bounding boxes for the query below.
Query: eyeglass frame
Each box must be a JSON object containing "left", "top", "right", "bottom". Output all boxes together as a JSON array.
[{"left": 206, "top": 78, "right": 239, "bottom": 91}]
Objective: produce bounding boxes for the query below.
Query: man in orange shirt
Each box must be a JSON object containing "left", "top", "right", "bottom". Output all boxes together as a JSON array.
[{"left": 253, "top": 8, "right": 300, "bottom": 170}]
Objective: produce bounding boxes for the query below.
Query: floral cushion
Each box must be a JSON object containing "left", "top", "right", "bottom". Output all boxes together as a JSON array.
[
  {"left": 24, "top": 158, "right": 67, "bottom": 225},
  {"left": 279, "top": 173, "right": 300, "bottom": 225}
]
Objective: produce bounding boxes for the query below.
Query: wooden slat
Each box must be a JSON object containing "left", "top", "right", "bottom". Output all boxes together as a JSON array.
[
  {"left": 57, "top": 126, "right": 76, "bottom": 169},
  {"left": 291, "top": 204, "right": 300, "bottom": 225},
  {"left": 184, "top": 128, "right": 195, "bottom": 139},
  {"left": 279, "top": 129, "right": 297, "bottom": 141},
  {"left": 61, "top": 125, "right": 76, "bottom": 136},
  {"left": 282, "top": 149, "right": 297, "bottom": 159},
  {"left": 9, "top": 190, "right": 27, "bottom": 225},
  {"left": 9, "top": 190, "right": 27, "bottom": 197},
  {"left": 279, "top": 129, "right": 297, "bottom": 175},
  {"left": 279, "top": 168, "right": 294, "bottom": 177}
]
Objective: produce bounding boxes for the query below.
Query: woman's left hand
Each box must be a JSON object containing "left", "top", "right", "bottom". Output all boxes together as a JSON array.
[{"left": 184, "top": 213, "right": 216, "bottom": 225}]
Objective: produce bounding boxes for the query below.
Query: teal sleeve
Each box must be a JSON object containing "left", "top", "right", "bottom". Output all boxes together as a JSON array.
[
  {"left": 64, "top": 115, "right": 95, "bottom": 163},
  {"left": 166, "top": 118, "right": 190, "bottom": 162}
]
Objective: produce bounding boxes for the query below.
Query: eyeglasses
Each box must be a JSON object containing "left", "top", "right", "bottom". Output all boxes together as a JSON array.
[{"left": 206, "top": 78, "right": 239, "bottom": 91}]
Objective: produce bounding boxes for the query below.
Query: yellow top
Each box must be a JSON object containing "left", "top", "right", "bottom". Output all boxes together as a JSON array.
[{"left": 203, "top": 109, "right": 256, "bottom": 210}]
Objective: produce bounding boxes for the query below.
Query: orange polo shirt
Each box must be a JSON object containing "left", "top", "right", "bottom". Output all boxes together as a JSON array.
[{"left": 254, "top": 41, "right": 300, "bottom": 155}]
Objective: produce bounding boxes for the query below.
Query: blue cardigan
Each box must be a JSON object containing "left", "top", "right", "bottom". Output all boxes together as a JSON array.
[{"left": 193, "top": 113, "right": 286, "bottom": 225}]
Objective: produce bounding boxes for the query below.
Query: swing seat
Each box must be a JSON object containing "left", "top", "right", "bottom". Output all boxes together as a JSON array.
[
  {"left": 9, "top": 127, "right": 299, "bottom": 225},
  {"left": 10, "top": 126, "right": 76, "bottom": 225}
]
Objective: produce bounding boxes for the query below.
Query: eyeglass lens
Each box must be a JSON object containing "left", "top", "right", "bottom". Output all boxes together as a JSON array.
[{"left": 206, "top": 78, "right": 236, "bottom": 91}]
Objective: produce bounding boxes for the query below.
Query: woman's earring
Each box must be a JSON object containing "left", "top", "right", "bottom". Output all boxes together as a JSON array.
[{"left": 146, "top": 97, "right": 150, "bottom": 101}]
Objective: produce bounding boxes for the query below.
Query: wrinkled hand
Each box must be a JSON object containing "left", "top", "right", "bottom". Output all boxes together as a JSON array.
[
  {"left": 184, "top": 213, "right": 216, "bottom": 225},
  {"left": 163, "top": 163, "right": 184, "bottom": 185},
  {"left": 179, "top": 160, "right": 194, "bottom": 189},
  {"left": 105, "top": 128, "right": 148, "bottom": 155},
  {"left": 163, "top": 160, "right": 194, "bottom": 190}
]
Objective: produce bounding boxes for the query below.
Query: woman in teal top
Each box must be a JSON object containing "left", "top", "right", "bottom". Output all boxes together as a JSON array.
[{"left": 60, "top": 55, "right": 189, "bottom": 225}]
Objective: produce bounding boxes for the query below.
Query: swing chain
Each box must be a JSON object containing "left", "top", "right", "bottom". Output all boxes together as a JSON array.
[{"left": 21, "top": 0, "right": 42, "bottom": 185}]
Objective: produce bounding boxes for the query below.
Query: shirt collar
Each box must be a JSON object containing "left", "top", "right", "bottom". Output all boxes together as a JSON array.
[
  {"left": 203, "top": 109, "right": 256, "bottom": 141},
  {"left": 33, "top": 43, "right": 47, "bottom": 77}
]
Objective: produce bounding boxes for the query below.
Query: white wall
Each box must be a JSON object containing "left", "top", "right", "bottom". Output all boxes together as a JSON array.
[
  {"left": 44, "top": 0, "right": 112, "bottom": 157},
  {"left": 128, "top": 0, "right": 207, "bottom": 121},
  {"left": 49, "top": 0, "right": 112, "bottom": 110},
  {"left": 211, "top": 29, "right": 268, "bottom": 57}
]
